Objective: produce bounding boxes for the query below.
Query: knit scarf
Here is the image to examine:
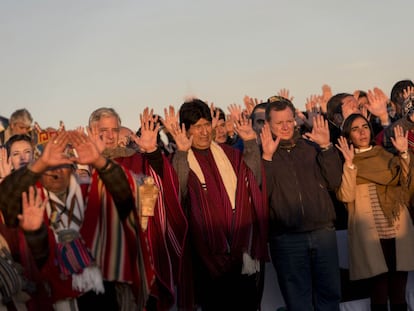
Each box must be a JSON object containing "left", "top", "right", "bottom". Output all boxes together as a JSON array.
[
  {"left": 42, "top": 175, "right": 104, "bottom": 294},
  {"left": 353, "top": 145, "right": 410, "bottom": 225}
]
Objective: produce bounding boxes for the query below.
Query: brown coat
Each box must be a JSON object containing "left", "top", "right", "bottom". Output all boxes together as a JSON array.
[{"left": 337, "top": 162, "right": 414, "bottom": 280}]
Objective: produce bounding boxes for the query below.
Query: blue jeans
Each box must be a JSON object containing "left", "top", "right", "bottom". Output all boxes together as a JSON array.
[{"left": 269, "top": 227, "right": 341, "bottom": 311}]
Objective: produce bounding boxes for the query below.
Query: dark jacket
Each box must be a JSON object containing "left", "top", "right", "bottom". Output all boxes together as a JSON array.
[{"left": 263, "top": 138, "right": 342, "bottom": 235}]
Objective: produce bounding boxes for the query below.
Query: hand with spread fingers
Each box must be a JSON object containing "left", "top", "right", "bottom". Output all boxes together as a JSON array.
[
  {"left": 133, "top": 107, "right": 159, "bottom": 153},
  {"left": 18, "top": 186, "right": 48, "bottom": 231},
  {"left": 336, "top": 136, "right": 354, "bottom": 168},
  {"left": 234, "top": 112, "right": 256, "bottom": 141},
  {"left": 390, "top": 125, "right": 408, "bottom": 154},
  {"left": 162, "top": 106, "right": 192, "bottom": 152},
  {"left": 303, "top": 115, "right": 330, "bottom": 147},
  {"left": 260, "top": 123, "right": 280, "bottom": 161},
  {"left": 68, "top": 130, "right": 102, "bottom": 166},
  {"left": 0, "top": 147, "right": 12, "bottom": 182},
  {"left": 30, "top": 130, "right": 74, "bottom": 173}
]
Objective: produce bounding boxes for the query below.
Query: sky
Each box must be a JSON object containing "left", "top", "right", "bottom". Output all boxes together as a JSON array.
[{"left": 1, "top": 0, "right": 414, "bottom": 131}]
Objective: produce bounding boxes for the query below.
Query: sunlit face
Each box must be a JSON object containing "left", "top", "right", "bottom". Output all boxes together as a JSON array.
[
  {"left": 188, "top": 118, "right": 213, "bottom": 150},
  {"left": 10, "top": 121, "right": 31, "bottom": 135},
  {"left": 214, "top": 119, "right": 227, "bottom": 144},
  {"left": 41, "top": 165, "right": 72, "bottom": 194},
  {"left": 9, "top": 140, "right": 33, "bottom": 169},
  {"left": 268, "top": 107, "right": 296, "bottom": 140},
  {"left": 93, "top": 116, "right": 120, "bottom": 149},
  {"left": 349, "top": 117, "right": 371, "bottom": 149}
]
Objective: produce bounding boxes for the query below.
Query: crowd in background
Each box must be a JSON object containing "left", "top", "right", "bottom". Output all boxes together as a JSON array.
[{"left": 1, "top": 79, "right": 414, "bottom": 311}]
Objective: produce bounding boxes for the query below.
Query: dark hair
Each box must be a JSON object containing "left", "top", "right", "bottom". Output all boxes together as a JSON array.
[
  {"left": 357, "top": 90, "right": 367, "bottom": 98},
  {"left": 341, "top": 113, "right": 376, "bottom": 146},
  {"left": 265, "top": 96, "right": 295, "bottom": 122},
  {"left": 5, "top": 134, "right": 33, "bottom": 157},
  {"left": 179, "top": 99, "right": 212, "bottom": 130},
  {"left": 326, "top": 93, "right": 352, "bottom": 122},
  {"left": 215, "top": 108, "right": 226, "bottom": 121},
  {"left": 390, "top": 79, "right": 414, "bottom": 106}
]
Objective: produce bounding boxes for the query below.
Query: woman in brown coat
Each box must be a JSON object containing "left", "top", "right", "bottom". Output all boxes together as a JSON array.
[{"left": 336, "top": 113, "right": 414, "bottom": 311}]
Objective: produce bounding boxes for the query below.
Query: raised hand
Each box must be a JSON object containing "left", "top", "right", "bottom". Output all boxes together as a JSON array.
[
  {"left": 37, "top": 131, "right": 74, "bottom": 168},
  {"left": 278, "top": 88, "right": 294, "bottom": 103},
  {"left": 390, "top": 125, "right": 408, "bottom": 153},
  {"left": 320, "top": 84, "right": 332, "bottom": 113},
  {"left": 243, "top": 95, "right": 261, "bottom": 116},
  {"left": 234, "top": 113, "right": 256, "bottom": 141},
  {"left": 135, "top": 107, "right": 159, "bottom": 153},
  {"left": 402, "top": 86, "right": 414, "bottom": 101},
  {"left": 366, "top": 87, "right": 389, "bottom": 121},
  {"left": 169, "top": 123, "right": 193, "bottom": 152},
  {"left": 260, "top": 123, "right": 280, "bottom": 161},
  {"left": 303, "top": 115, "right": 330, "bottom": 147},
  {"left": 161, "top": 105, "right": 193, "bottom": 151},
  {"left": 18, "top": 186, "right": 47, "bottom": 231},
  {"left": 0, "top": 147, "right": 12, "bottom": 182},
  {"left": 162, "top": 105, "right": 179, "bottom": 134},
  {"left": 228, "top": 103, "right": 243, "bottom": 122},
  {"left": 69, "top": 130, "right": 101, "bottom": 165},
  {"left": 336, "top": 136, "right": 354, "bottom": 167},
  {"left": 210, "top": 103, "right": 220, "bottom": 130},
  {"left": 85, "top": 125, "right": 106, "bottom": 154}
]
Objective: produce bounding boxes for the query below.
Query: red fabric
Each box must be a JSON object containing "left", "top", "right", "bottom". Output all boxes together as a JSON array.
[
  {"left": 178, "top": 145, "right": 268, "bottom": 310},
  {"left": 33, "top": 182, "right": 81, "bottom": 303},
  {"left": 0, "top": 224, "right": 54, "bottom": 311},
  {"left": 115, "top": 153, "right": 188, "bottom": 311}
]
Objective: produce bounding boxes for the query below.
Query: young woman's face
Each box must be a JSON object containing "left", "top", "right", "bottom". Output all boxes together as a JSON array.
[
  {"left": 349, "top": 117, "right": 371, "bottom": 149},
  {"left": 9, "top": 140, "right": 33, "bottom": 169}
]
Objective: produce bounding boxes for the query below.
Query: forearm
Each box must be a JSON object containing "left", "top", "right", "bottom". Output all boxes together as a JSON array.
[
  {"left": 172, "top": 150, "right": 190, "bottom": 201},
  {"left": 144, "top": 148, "right": 164, "bottom": 178},
  {"left": 0, "top": 167, "right": 41, "bottom": 227},
  {"left": 97, "top": 160, "right": 135, "bottom": 220},
  {"left": 24, "top": 223, "right": 49, "bottom": 268},
  {"left": 242, "top": 139, "right": 262, "bottom": 184}
]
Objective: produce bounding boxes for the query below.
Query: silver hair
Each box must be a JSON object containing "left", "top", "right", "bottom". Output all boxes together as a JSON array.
[{"left": 88, "top": 107, "right": 121, "bottom": 127}]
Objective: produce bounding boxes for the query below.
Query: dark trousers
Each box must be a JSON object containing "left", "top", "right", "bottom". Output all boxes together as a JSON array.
[
  {"left": 369, "top": 238, "right": 408, "bottom": 311},
  {"left": 77, "top": 281, "right": 118, "bottom": 311},
  {"left": 196, "top": 262, "right": 264, "bottom": 311},
  {"left": 269, "top": 227, "right": 341, "bottom": 311}
]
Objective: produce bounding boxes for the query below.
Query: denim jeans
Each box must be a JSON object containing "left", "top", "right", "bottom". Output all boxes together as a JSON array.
[{"left": 269, "top": 227, "right": 341, "bottom": 311}]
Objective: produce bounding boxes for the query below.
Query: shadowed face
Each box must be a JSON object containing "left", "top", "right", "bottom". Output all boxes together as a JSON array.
[{"left": 41, "top": 165, "right": 72, "bottom": 194}]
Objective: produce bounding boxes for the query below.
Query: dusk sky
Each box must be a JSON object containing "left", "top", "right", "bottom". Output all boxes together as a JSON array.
[{"left": 2, "top": 0, "right": 413, "bottom": 131}]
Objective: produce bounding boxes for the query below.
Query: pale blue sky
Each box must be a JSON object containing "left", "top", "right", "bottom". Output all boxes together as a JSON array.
[{"left": 1, "top": 0, "right": 413, "bottom": 131}]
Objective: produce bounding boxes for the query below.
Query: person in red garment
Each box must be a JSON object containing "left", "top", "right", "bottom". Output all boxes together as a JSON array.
[
  {"left": 84, "top": 107, "right": 187, "bottom": 311},
  {"left": 163, "top": 100, "right": 268, "bottom": 311}
]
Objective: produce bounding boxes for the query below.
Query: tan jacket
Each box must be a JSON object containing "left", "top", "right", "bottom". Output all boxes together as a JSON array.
[{"left": 337, "top": 164, "right": 414, "bottom": 280}]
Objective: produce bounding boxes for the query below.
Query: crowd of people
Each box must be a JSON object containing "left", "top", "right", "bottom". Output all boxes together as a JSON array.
[{"left": 0, "top": 79, "right": 414, "bottom": 311}]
